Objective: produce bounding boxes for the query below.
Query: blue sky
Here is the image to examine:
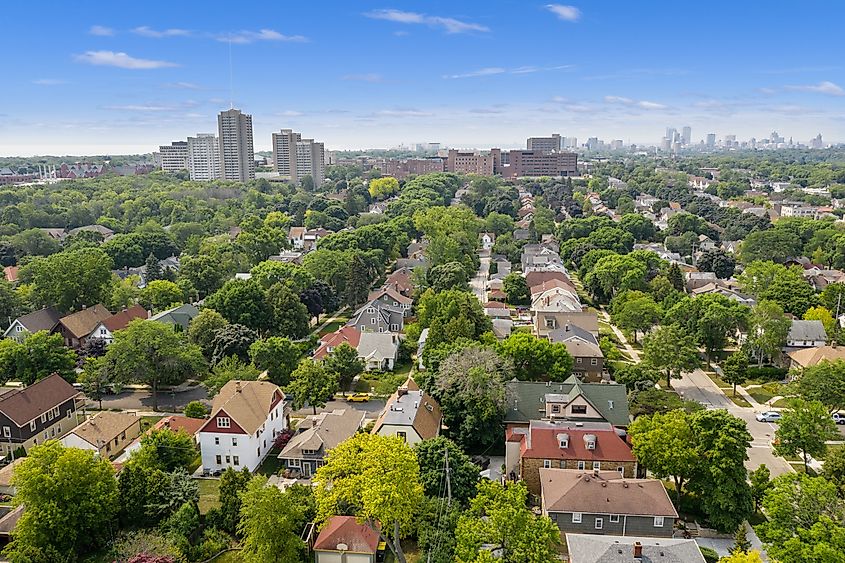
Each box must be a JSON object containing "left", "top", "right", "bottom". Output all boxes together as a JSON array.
[{"left": 2, "top": 0, "right": 844, "bottom": 155}]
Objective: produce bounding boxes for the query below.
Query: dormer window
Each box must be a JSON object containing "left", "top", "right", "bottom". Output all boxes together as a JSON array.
[
  {"left": 551, "top": 404, "right": 561, "bottom": 414},
  {"left": 584, "top": 434, "right": 597, "bottom": 450},
  {"left": 559, "top": 439, "right": 569, "bottom": 448},
  {"left": 217, "top": 417, "right": 230, "bottom": 428},
  {"left": 571, "top": 405, "right": 587, "bottom": 415},
  {"left": 545, "top": 317, "right": 556, "bottom": 329}
]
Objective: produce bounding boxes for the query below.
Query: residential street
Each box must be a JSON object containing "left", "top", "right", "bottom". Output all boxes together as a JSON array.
[
  {"left": 87, "top": 386, "right": 209, "bottom": 412},
  {"left": 471, "top": 250, "right": 490, "bottom": 304},
  {"left": 290, "top": 398, "right": 385, "bottom": 419},
  {"left": 673, "top": 369, "right": 794, "bottom": 477}
]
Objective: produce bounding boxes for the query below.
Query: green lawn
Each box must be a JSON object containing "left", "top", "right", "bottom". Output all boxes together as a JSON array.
[
  {"left": 746, "top": 383, "right": 783, "bottom": 406},
  {"left": 256, "top": 449, "right": 283, "bottom": 477},
  {"left": 139, "top": 416, "right": 163, "bottom": 432},
  {"left": 197, "top": 478, "right": 220, "bottom": 514},
  {"left": 317, "top": 315, "right": 350, "bottom": 337}
]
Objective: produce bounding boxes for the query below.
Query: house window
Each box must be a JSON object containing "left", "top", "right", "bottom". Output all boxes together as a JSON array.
[
  {"left": 559, "top": 439, "right": 568, "bottom": 448},
  {"left": 257, "top": 447, "right": 261, "bottom": 456},
  {"left": 289, "top": 458, "right": 300, "bottom": 468},
  {"left": 40, "top": 414, "right": 46, "bottom": 423},
  {"left": 543, "top": 460, "right": 552, "bottom": 468},
  {"left": 571, "top": 405, "right": 587, "bottom": 414},
  {"left": 370, "top": 318, "right": 376, "bottom": 324},
  {"left": 595, "top": 518, "right": 603, "bottom": 530},
  {"left": 2, "top": 427, "right": 9, "bottom": 438},
  {"left": 551, "top": 404, "right": 561, "bottom": 414},
  {"left": 214, "top": 437, "right": 220, "bottom": 446},
  {"left": 397, "top": 431, "right": 406, "bottom": 442},
  {"left": 586, "top": 440, "right": 596, "bottom": 450},
  {"left": 121, "top": 431, "right": 126, "bottom": 440},
  {"left": 618, "top": 466, "right": 625, "bottom": 476},
  {"left": 390, "top": 324, "right": 398, "bottom": 331},
  {"left": 576, "top": 358, "right": 582, "bottom": 364},
  {"left": 29, "top": 421, "right": 36, "bottom": 432},
  {"left": 593, "top": 461, "right": 601, "bottom": 470},
  {"left": 106, "top": 443, "right": 111, "bottom": 452},
  {"left": 591, "top": 358, "right": 598, "bottom": 366},
  {"left": 610, "top": 514, "right": 620, "bottom": 523},
  {"left": 572, "top": 512, "right": 582, "bottom": 523},
  {"left": 233, "top": 456, "right": 240, "bottom": 466},
  {"left": 51, "top": 428, "right": 55, "bottom": 437},
  {"left": 217, "top": 417, "right": 230, "bottom": 428},
  {"left": 577, "top": 461, "right": 585, "bottom": 470},
  {"left": 215, "top": 455, "right": 222, "bottom": 464},
  {"left": 559, "top": 460, "right": 566, "bottom": 468},
  {"left": 545, "top": 318, "right": 556, "bottom": 329},
  {"left": 654, "top": 516, "right": 665, "bottom": 527},
  {"left": 232, "top": 437, "right": 238, "bottom": 446},
  {"left": 225, "top": 455, "right": 231, "bottom": 464}
]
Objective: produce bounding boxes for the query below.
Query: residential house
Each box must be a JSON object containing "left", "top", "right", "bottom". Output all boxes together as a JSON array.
[
  {"left": 562, "top": 340, "right": 605, "bottom": 381},
  {"left": 3, "top": 307, "right": 61, "bottom": 342},
  {"left": 278, "top": 408, "right": 365, "bottom": 478},
  {"left": 684, "top": 272, "right": 717, "bottom": 292},
  {"left": 491, "top": 318, "right": 513, "bottom": 340},
  {"left": 0, "top": 374, "right": 82, "bottom": 457},
  {"left": 480, "top": 232, "right": 495, "bottom": 250},
  {"left": 347, "top": 300, "right": 404, "bottom": 333},
  {"left": 384, "top": 267, "right": 414, "bottom": 297},
  {"left": 532, "top": 287, "right": 582, "bottom": 314},
  {"left": 288, "top": 227, "right": 330, "bottom": 252},
  {"left": 540, "top": 469, "right": 678, "bottom": 537},
  {"left": 0, "top": 459, "right": 22, "bottom": 496},
  {"left": 505, "top": 378, "right": 629, "bottom": 429},
  {"left": 53, "top": 304, "right": 112, "bottom": 348},
  {"left": 288, "top": 227, "right": 306, "bottom": 250},
  {"left": 786, "top": 320, "right": 827, "bottom": 349},
  {"left": 530, "top": 277, "right": 578, "bottom": 299},
  {"left": 697, "top": 234, "right": 718, "bottom": 252},
  {"left": 368, "top": 286, "right": 412, "bottom": 317},
  {"left": 803, "top": 268, "right": 845, "bottom": 291},
  {"left": 372, "top": 378, "right": 441, "bottom": 444},
  {"left": 534, "top": 311, "right": 599, "bottom": 340},
  {"left": 119, "top": 415, "right": 205, "bottom": 462},
  {"left": 313, "top": 326, "right": 362, "bottom": 361},
  {"left": 149, "top": 303, "right": 200, "bottom": 331},
  {"left": 268, "top": 251, "right": 304, "bottom": 264},
  {"left": 88, "top": 305, "right": 149, "bottom": 344},
  {"left": 690, "top": 283, "right": 756, "bottom": 306},
  {"left": 198, "top": 380, "right": 289, "bottom": 472},
  {"left": 357, "top": 332, "right": 400, "bottom": 371},
  {"left": 406, "top": 240, "right": 427, "bottom": 260},
  {"left": 61, "top": 411, "right": 142, "bottom": 459},
  {"left": 548, "top": 323, "right": 599, "bottom": 347},
  {"left": 514, "top": 228, "right": 531, "bottom": 241},
  {"left": 505, "top": 420, "right": 636, "bottom": 495},
  {"left": 525, "top": 270, "right": 572, "bottom": 291},
  {"left": 2, "top": 266, "right": 18, "bottom": 284},
  {"left": 313, "top": 516, "right": 380, "bottom": 563},
  {"left": 566, "top": 535, "right": 705, "bottom": 563},
  {"left": 787, "top": 346, "right": 845, "bottom": 370},
  {"left": 66, "top": 224, "right": 115, "bottom": 241}
]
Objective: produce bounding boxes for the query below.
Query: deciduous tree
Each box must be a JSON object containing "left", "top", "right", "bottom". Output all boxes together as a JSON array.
[
  {"left": 238, "top": 476, "right": 305, "bottom": 563},
  {"left": 287, "top": 359, "right": 338, "bottom": 415},
  {"left": 642, "top": 324, "right": 699, "bottom": 387},
  {"left": 774, "top": 399, "right": 838, "bottom": 472}
]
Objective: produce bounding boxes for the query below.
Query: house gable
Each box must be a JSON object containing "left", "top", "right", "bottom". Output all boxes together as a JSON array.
[{"left": 199, "top": 408, "right": 248, "bottom": 435}]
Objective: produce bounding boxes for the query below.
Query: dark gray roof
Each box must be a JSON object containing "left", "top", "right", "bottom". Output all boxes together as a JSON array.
[
  {"left": 10, "top": 307, "right": 61, "bottom": 334},
  {"left": 548, "top": 323, "right": 599, "bottom": 346},
  {"left": 150, "top": 303, "right": 199, "bottom": 330},
  {"left": 505, "top": 378, "right": 629, "bottom": 427},
  {"left": 788, "top": 319, "right": 827, "bottom": 342},
  {"left": 565, "top": 535, "right": 705, "bottom": 563}
]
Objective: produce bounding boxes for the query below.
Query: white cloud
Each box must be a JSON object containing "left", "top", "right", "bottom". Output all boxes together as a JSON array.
[
  {"left": 545, "top": 4, "right": 581, "bottom": 22},
  {"left": 374, "top": 109, "right": 433, "bottom": 117},
  {"left": 342, "top": 73, "right": 383, "bottom": 83},
  {"left": 164, "top": 82, "right": 202, "bottom": 90},
  {"left": 89, "top": 25, "right": 114, "bottom": 36},
  {"left": 102, "top": 104, "right": 178, "bottom": 112},
  {"left": 364, "top": 9, "right": 489, "bottom": 33},
  {"left": 74, "top": 51, "right": 178, "bottom": 69},
  {"left": 33, "top": 79, "right": 66, "bottom": 86},
  {"left": 217, "top": 29, "right": 307, "bottom": 44},
  {"left": 444, "top": 67, "right": 506, "bottom": 79},
  {"left": 279, "top": 110, "right": 304, "bottom": 117},
  {"left": 785, "top": 81, "right": 845, "bottom": 96},
  {"left": 133, "top": 26, "right": 191, "bottom": 38},
  {"left": 604, "top": 95, "right": 667, "bottom": 110}
]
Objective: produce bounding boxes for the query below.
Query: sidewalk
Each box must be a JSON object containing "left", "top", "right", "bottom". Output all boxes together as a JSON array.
[{"left": 598, "top": 310, "right": 640, "bottom": 362}]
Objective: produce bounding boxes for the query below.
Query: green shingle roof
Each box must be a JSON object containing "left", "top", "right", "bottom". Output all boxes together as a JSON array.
[{"left": 505, "top": 377, "right": 630, "bottom": 427}]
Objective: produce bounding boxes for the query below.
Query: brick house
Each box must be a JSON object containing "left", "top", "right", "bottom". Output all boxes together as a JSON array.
[{"left": 505, "top": 421, "right": 636, "bottom": 495}]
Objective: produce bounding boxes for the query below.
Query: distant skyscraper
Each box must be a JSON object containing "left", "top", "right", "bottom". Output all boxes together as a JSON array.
[
  {"left": 217, "top": 109, "right": 255, "bottom": 182},
  {"left": 681, "top": 126, "right": 692, "bottom": 145},
  {"left": 272, "top": 128, "right": 325, "bottom": 186},
  {"left": 159, "top": 141, "right": 188, "bottom": 172},
  {"left": 526, "top": 133, "right": 562, "bottom": 153},
  {"left": 706, "top": 133, "right": 716, "bottom": 147},
  {"left": 187, "top": 134, "right": 221, "bottom": 181}
]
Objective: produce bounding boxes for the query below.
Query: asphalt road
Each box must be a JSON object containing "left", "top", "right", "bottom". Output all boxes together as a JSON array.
[
  {"left": 291, "top": 398, "right": 385, "bottom": 419},
  {"left": 471, "top": 250, "right": 490, "bottom": 304},
  {"left": 673, "top": 369, "right": 794, "bottom": 477},
  {"left": 86, "top": 386, "right": 210, "bottom": 412}
]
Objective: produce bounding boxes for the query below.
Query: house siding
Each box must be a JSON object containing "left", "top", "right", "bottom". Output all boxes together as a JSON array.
[
  {"left": 548, "top": 511, "right": 675, "bottom": 537},
  {"left": 375, "top": 423, "right": 424, "bottom": 445},
  {"left": 521, "top": 458, "right": 636, "bottom": 496},
  {"left": 0, "top": 397, "right": 81, "bottom": 455},
  {"left": 199, "top": 404, "right": 287, "bottom": 473}
]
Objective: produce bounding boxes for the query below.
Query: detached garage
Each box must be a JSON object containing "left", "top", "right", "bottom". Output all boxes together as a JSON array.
[{"left": 313, "top": 516, "right": 380, "bottom": 563}]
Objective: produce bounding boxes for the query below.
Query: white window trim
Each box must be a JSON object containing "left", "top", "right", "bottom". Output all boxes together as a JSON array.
[
  {"left": 595, "top": 518, "right": 603, "bottom": 530},
  {"left": 577, "top": 461, "right": 585, "bottom": 470},
  {"left": 572, "top": 512, "right": 582, "bottom": 523},
  {"left": 543, "top": 460, "right": 552, "bottom": 468},
  {"left": 217, "top": 417, "right": 230, "bottom": 428},
  {"left": 592, "top": 461, "right": 601, "bottom": 470},
  {"left": 609, "top": 514, "right": 620, "bottom": 523},
  {"left": 654, "top": 516, "right": 665, "bottom": 527},
  {"left": 2, "top": 427, "right": 9, "bottom": 438}
]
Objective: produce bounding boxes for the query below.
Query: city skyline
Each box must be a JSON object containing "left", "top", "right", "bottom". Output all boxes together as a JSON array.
[{"left": 2, "top": 0, "right": 845, "bottom": 155}]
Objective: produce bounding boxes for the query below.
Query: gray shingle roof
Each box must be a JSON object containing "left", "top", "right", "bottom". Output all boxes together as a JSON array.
[
  {"left": 566, "top": 535, "right": 705, "bottom": 563},
  {"left": 788, "top": 319, "right": 827, "bottom": 342},
  {"left": 548, "top": 324, "right": 599, "bottom": 346},
  {"left": 505, "top": 378, "right": 629, "bottom": 427}
]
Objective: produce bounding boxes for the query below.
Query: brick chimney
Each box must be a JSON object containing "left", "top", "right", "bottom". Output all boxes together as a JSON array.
[{"left": 633, "top": 541, "right": 643, "bottom": 560}]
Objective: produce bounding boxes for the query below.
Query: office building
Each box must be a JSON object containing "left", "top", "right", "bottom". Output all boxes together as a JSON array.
[
  {"left": 503, "top": 150, "right": 577, "bottom": 178},
  {"left": 445, "top": 149, "right": 497, "bottom": 175},
  {"left": 217, "top": 109, "right": 255, "bottom": 182},
  {"left": 382, "top": 158, "right": 446, "bottom": 179},
  {"left": 706, "top": 133, "right": 716, "bottom": 147},
  {"left": 187, "top": 134, "right": 221, "bottom": 181},
  {"left": 681, "top": 126, "right": 692, "bottom": 145},
  {"left": 527, "top": 133, "right": 562, "bottom": 153},
  {"left": 272, "top": 128, "right": 325, "bottom": 186},
  {"left": 159, "top": 141, "right": 188, "bottom": 173},
  {"left": 563, "top": 137, "right": 578, "bottom": 149}
]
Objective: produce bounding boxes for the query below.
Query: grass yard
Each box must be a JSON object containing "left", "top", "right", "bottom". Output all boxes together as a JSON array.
[
  {"left": 139, "top": 416, "right": 163, "bottom": 432},
  {"left": 197, "top": 478, "right": 220, "bottom": 514},
  {"left": 256, "top": 449, "right": 283, "bottom": 477},
  {"left": 746, "top": 382, "right": 784, "bottom": 405},
  {"left": 317, "top": 315, "right": 350, "bottom": 337},
  {"left": 727, "top": 395, "right": 752, "bottom": 408},
  {"left": 705, "top": 371, "right": 731, "bottom": 389}
]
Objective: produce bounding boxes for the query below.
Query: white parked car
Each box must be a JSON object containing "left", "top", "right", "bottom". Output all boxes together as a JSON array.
[
  {"left": 832, "top": 413, "right": 845, "bottom": 425},
  {"left": 756, "top": 411, "right": 782, "bottom": 423}
]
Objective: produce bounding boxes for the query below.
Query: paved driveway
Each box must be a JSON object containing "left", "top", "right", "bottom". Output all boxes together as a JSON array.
[
  {"left": 471, "top": 250, "right": 490, "bottom": 303},
  {"left": 673, "top": 369, "right": 793, "bottom": 477}
]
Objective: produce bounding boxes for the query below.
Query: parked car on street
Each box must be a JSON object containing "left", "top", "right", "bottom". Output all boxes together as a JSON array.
[
  {"left": 833, "top": 413, "right": 845, "bottom": 425},
  {"left": 346, "top": 393, "right": 371, "bottom": 403},
  {"left": 756, "top": 411, "right": 782, "bottom": 423}
]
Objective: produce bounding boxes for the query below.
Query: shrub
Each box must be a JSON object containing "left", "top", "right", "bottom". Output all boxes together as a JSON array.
[
  {"left": 746, "top": 366, "right": 788, "bottom": 382},
  {"left": 699, "top": 546, "right": 719, "bottom": 563}
]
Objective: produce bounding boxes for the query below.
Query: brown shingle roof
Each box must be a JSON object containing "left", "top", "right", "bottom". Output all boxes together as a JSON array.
[
  {"left": 101, "top": 304, "right": 149, "bottom": 332},
  {"left": 57, "top": 304, "right": 112, "bottom": 339},
  {"left": 0, "top": 374, "right": 79, "bottom": 427},
  {"left": 11, "top": 307, "right": 61, "bottom": 334},
  {"left": 540, "top": 469, "right": 678, "bottom": 517},
  {"left": 206, "top": 380, "right": 284, "bottom": 435},
  {"left": 787, "top": 346, "right": 845, "bottom": 368},
  {"left": 313, "top": 516, "right": 379, "bottom": 554},
  {"left": 68, "top": 411, "right": 141, "bottom": 447}
]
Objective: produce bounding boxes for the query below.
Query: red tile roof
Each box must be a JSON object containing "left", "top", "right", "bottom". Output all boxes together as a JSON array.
[
  {"left": 3, "top": 266, "right": 18, "bottom": 283},
  {"left": 101, "top": 304, "right": 149, "bottom": 332},
  {"left": 525, "top": 271, "right": 570, "bottom": 289},
  {"left": 313, "top": 516, "right": 379, "bottom": 554},
  {"left": 510, "top": 423, "right": 635, "bottom": 463},
  {"left": 313, "top": 326, "right": 362, "bottom": 360},
  {"left": 153, "top": 415, "right": 206, "bottom": 436}
]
